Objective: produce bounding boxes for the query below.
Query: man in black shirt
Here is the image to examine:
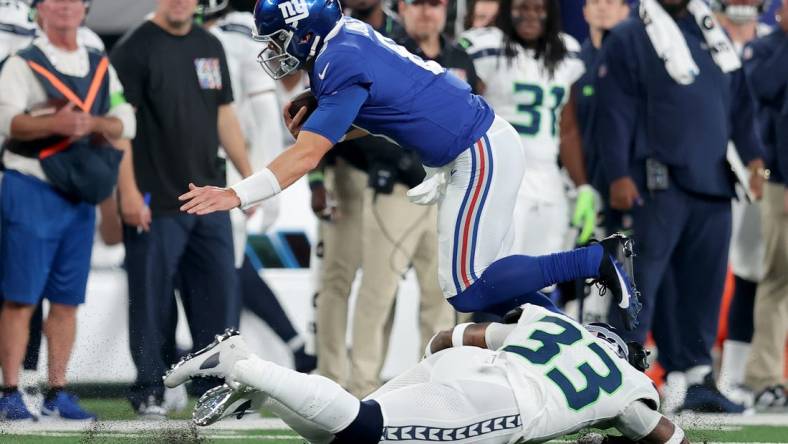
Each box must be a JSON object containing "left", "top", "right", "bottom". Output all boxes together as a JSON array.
[{"left": 110, "top": 0, "right": 252, "bottom": 416}]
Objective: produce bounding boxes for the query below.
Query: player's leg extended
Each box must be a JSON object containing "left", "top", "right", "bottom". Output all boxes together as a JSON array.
[
  {"left": 165, "top": 331, "right": 383, "bottom": 444},
  {"left": 438, "top": 117, "right": 637, "bottom": 319}
]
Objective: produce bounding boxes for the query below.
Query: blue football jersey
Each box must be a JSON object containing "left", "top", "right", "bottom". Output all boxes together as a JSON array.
[{"left": 307, "top": 17, "right": 495, "bottom": 167}]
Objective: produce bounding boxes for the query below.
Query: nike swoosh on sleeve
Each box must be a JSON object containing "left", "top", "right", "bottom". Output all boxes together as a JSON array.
[{"left": 318, "top": 62, "right": 330, "bottom": 80}]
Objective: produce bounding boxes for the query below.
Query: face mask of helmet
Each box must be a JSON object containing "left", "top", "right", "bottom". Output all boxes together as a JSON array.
[
  {"left": 585, "top": 323, "right": 629, "bottom": 359},
  {"left": 255, "top": 29, "right": 302, "bottom": 79},
  {"left": 196, "top": 0, "right": 230, "bottom": 23}
]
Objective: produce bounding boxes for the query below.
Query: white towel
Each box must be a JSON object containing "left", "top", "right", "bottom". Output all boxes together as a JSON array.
[{"left": 640, "top": 0, "right": 741, "bottom": 85}]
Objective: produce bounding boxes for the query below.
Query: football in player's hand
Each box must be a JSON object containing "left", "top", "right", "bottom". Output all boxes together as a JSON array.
[{"left": 287, "top": 89, "right": 317, "bottom": 121}]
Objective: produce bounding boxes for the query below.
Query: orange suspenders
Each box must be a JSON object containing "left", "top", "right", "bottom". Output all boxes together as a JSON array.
[{"left": 26, "top": 57, "right": 110, "bottom": 159}]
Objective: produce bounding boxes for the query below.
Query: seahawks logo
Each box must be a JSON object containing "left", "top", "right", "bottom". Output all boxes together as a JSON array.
[{"left": 278, "top": 0, "right": 309, "bottom": 28}]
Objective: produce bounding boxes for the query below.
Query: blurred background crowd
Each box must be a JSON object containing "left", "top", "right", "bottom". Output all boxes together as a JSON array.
[{"left": 0, "top": 0, "right": 786, "bottom": 423}]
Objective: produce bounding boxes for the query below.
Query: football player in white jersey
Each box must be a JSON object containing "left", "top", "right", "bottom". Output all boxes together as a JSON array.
[
  {"left": 0, "top": 0, "right": 37, "bottom": 63},
  {"left": 459, "top": 0, "right": 597, "bottom": 257},
  {"left": 198, "top": 0, "right": 284, "bottom": 235},
  {"left": 163, "top": 305, "right": 687, "bottom": 444}
]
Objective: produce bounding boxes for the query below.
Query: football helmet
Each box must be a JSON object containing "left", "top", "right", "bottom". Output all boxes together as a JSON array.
[
  {"left": 585, "top": 322, "right": 650, "bottom": 372},
  {"left": 710, "top": 0, "right": 771, "bottom": 24},
  {"left": 253, "top": 0, "right": 342, "bottom": 79},
  {"left": 197, "top": 0, "right": 230, "bottom": 21}
]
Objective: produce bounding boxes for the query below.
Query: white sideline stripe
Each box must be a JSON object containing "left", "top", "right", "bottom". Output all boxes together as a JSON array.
[
  {"left": 552, "top": 442, "right": 785, "bottom": 444},
  {"left": 3, "top": 413, "right": 786, "bottom": 439},
  {"left": 671, "top": 412, "right": 788, "bottom": 428},
  {"left": 1, "top": 417, "right": 290, "bottom": 433}
]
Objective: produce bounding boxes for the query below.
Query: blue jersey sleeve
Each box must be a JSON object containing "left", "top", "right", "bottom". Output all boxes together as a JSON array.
[
  {"left": 302, "top": 84, "right": 369, "bottom": 144},
  {"left": 593, "top": 30, "right": 639, "bottom": 184},
  {"left": 311, "top": 49, "right": 373, "bottom": 98}
]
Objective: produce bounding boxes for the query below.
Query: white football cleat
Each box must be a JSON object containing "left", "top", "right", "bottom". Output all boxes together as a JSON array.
[
  {"left": 193, "top": 384, "right": 264, "bottom": 426},
  {"left": 163, "top": 329, "right": 251, "bottom": 388}
]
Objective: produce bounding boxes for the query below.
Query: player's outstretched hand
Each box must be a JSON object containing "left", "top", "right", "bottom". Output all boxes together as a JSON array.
[{"left": 179, "top": 183, "right": 241, "bottom": 215}]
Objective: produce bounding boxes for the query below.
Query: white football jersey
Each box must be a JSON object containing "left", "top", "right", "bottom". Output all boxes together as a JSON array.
[
  {"left": 0, "top": 0, "right": 37, "bottom": 61},
  {"left": 459, "top": 27, "right": 584, "bottom": 170},
  {"left": 210, "top": 11, "right": 280, "bottom": 166},
  {"left": 498, "top": 305, "right": 659, "bottom": 443},
  {"left": 209, "top": 12, "right": 284, "bottom": 263}
]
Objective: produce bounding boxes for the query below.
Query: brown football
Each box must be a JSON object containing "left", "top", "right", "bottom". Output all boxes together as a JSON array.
[{"left": 287, "top": 89, "right": 318, "bottom": 120}]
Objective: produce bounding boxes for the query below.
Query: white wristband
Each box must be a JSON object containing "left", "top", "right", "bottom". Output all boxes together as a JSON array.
[
  {"left": 484, "top": 323, "right": 516, "bottom": 351},
  {"left": 666, "top": 426, "right": 685, "bottom": 444},
  {"left": 230, "top": 167, "right": 281, "bottom": 210},
  {"left": 452, "top": 323, "right": 472, "bottom": 348}
]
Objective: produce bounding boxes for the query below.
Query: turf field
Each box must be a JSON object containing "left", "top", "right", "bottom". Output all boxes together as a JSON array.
[{"left": 1, "top": 398, "right": 787, "bottom": 443}]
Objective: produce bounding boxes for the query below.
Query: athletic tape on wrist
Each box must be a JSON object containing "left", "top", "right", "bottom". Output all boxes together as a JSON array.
[
  {"left": 231, "top": 167, "right": 281, "bottom": 209},
  {"left": 451, "top": 323, "right": 472, "bottom": 348}
]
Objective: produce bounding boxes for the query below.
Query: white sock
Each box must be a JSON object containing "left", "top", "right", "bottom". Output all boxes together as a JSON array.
[
  {"left": 261, "top": 395, "right": 335, "bottom": 444},
  {"left": 685, "top": 365, "right": 712, "bottom": 386},
  {"left": 231, "top": 355, "right": 360, "bottom": 434},
  {"left": 719, "top": 340, "right": 751, "bottom": 391},
  {"left": 662, "top": 372, "right": 687, "bottom": 414}
]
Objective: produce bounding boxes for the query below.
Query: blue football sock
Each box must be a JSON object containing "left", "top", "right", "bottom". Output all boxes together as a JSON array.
[{"left": 447, "top": 245, "right": 603, "bottom": 314}]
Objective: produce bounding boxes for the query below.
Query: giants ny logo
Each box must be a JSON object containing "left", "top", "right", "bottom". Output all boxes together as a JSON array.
[{"left": 278, "top": 0, "right": 309, "bottom": 28}]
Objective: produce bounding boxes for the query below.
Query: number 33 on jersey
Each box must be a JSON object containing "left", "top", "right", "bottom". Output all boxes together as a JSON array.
[{"left": 498, "top": 305, "right": 659, "bottom": 443}]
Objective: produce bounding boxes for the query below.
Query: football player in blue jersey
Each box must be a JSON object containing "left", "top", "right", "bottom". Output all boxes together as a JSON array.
[{"left": 178, "top": 0, "right": 642, "bottom": 328}]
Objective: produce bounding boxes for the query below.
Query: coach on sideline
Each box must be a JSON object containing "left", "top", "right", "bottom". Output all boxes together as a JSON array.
[
  {"left": 594, "top": 0, "right": 764, "bottom": 413},
  {"left": 0, "top": 0, "right": 135, "bottom": 421},
  {"left": 111, "top": 0, "right": 252, "bottom": 417}
]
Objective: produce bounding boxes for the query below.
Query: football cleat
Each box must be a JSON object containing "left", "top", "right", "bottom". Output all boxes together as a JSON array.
[
  {"left": 136, "top": 394, "right": 168, "bottom": 419},
  {"left": 591, "top": 233, "right": 642, "bottom": 330},
  {"left": 754, "top": 385, "right": 787, "bottom": 412},
  {"left": 193, "top": 384, "right": 263, "bottom": 426},
  {"left": 681, "top": 373, "right": 748, "bottom": 414},
  {"left": 163, "top": 329, "right": 250, "bottom": 388}
]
